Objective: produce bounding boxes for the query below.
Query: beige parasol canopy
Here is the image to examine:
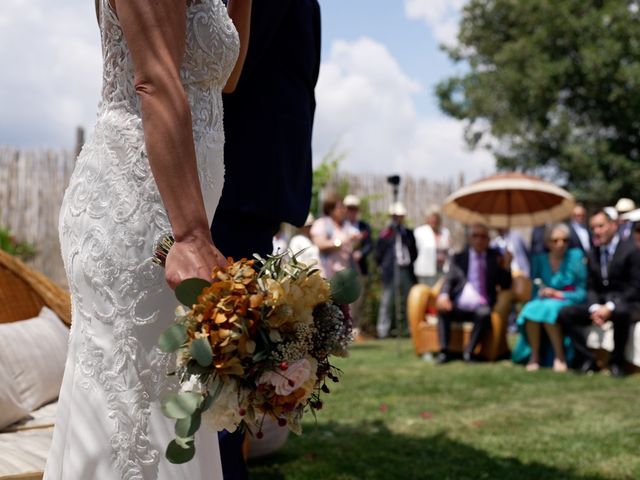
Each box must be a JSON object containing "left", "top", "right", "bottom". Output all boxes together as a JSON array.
[{"left": 442, "top": 172, "right": 575, "bottom": 228}]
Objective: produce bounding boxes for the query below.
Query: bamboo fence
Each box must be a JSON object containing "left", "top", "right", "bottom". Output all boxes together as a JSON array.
[
  {"left": 1, "top": 145, "right": 465, "bottom": 287},
  {"left": 0, "top": 146, "right": 75, "bottom": 287}
]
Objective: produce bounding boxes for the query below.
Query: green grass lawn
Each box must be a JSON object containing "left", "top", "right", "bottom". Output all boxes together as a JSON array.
[{"left": 249, "top": 339, "right": 640, "bottom": 480}]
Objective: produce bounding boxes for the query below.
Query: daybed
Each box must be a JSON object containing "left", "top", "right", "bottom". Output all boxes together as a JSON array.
[{"left": 0, "top": 249, "right": 70, "bottom": 480}]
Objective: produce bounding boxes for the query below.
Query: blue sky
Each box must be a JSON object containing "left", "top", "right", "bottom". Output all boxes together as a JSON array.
[
  {"left": 0, "top": 0, "right": 494, "bottom": 181},
  {"left": 321, "top": 0, "right": 459, "bottom": 118}
]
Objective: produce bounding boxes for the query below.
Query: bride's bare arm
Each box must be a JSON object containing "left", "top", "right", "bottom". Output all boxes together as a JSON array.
[
  {"left": 114, "top": 0, "right": 227, "bottom": 287},
  {"left": 223, "top": 0, "right": 252, "bottom": 93}
]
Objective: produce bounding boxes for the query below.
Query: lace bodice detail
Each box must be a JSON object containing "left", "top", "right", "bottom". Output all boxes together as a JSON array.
[{"left": 100, "top": 0, "right": 239, "bottom": 137}]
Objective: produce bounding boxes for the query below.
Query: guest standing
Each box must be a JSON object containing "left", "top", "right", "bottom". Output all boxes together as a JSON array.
[
  {"left": 343, "top": 194, "right": 373, "bottom": 334},
  {"left": 615, "top": 197, "right": 636, "bottom": 241},
  {"left": 413, "top": 206, "right": 451, "bottom": 286},
  {"left": 288, "top": 213, "right": 320, "bottom": 266},
  {"left": 375, "top": 202, "right": 417, "bottom": 338},
  {"left": 310, "top": 194, "right": 360, "bottom": 279},
  {"left": 568, "top": 203, "right": 592, "bottom": 253},
  {"left": 512, "top": 224, "right": 586, "bottom": 372}
]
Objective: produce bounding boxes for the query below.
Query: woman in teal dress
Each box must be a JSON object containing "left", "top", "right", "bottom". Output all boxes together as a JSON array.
[{"left": 512, "top": 223, "right": 587, "bottom": 372}]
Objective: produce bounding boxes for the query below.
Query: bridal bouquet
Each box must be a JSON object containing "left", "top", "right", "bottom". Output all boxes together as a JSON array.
[{"left": 155, "top": 246, "right": 360, "bottom": 464}]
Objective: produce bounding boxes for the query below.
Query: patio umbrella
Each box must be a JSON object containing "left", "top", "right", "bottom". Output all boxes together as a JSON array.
[{"left": 442, "top": 172, "right": 575, "bottom": 228}]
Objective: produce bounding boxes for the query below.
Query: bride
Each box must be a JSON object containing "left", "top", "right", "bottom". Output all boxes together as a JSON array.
[{"left": 44, "top": 0, "right": 250, "bottom": 478}]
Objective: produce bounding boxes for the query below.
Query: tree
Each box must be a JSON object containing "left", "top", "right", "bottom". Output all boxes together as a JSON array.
[{"left": 437, "top": 0, "right": 640, "bottom": 203}]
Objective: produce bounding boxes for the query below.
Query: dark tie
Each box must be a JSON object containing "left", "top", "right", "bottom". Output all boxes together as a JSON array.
[
  {"left": 601, "top": 248, "right": 609, "bottom": 282},
  {"left": 477, "top": 254, "right": 488, "bottom": 304}
]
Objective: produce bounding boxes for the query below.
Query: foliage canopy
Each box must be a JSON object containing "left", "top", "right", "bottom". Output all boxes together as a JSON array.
[{"left": 437, "top": 0, "right": 640, "bottom": 203}]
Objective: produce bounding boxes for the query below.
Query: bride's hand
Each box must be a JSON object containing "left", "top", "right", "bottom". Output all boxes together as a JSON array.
[{"left": 164, "top": 233, "right": 228, "bottom": 289}]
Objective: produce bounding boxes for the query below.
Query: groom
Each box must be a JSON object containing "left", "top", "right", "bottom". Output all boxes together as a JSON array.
[{"left": 210, "top": 0, "right": 321, "bottom": 478}]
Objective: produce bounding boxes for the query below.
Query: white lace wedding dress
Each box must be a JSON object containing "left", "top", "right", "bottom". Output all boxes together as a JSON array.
[{"left": 44, "top": 1, "right": 238, "bottom": 478}]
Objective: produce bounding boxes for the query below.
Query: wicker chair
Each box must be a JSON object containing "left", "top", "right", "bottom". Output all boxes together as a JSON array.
[
  {"left": 0, "top": 249, "right": 70, "bottom": 327},
  {"left": 407, "top": 279, "right": 514, "bottom": 361}
]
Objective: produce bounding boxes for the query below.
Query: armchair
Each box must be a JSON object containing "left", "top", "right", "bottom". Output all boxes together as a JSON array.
[{"left": 407, "top": 279, "right": 513, "bottom": 361}]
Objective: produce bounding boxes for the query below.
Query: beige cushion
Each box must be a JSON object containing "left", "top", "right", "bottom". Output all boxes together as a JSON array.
[
  {"left": 0, "top": 307, "right": 68, "bottom": 411},
  {"left": 585, "top": 321, "right": 640, "bottom": 366},
  {"left": 0, "top": 365, "right": 30, "bottom": 430},
  {"left": 0, "top": 426, "right": 53, "bottom": 479}
]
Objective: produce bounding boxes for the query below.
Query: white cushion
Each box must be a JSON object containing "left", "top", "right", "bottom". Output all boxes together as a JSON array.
[
  {"left": 585, "top": 321, "right": 640, "bottom": 366},
  {"left": 0, "top": 364, "right": 30, "bottom": 430},
  {"left": 0, "top": 307, "right": 69, "bottom": 411}
]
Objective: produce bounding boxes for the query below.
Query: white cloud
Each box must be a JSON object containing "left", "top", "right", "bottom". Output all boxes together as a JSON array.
[
  {"left": 404, "top": 0, "right": 466, "bottom": 47},
  {"left": 313, "top": 37, "right": 494, "bottom": 183},
  {"left": 0, "top": 0, "right": 101, "bottom": 147}
]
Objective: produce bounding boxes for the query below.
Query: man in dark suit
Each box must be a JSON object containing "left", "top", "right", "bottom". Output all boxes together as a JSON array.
[
  {"left": 568, "top": 203, "right": 592, "bottom": 252},
  {"left": 558, "top": 209, "right": 640, "bottom": 377},
  {"left": 435, "top": 224, "right": 512, "bottom": 363},
  {"left": 210, "top": 1, "right": 321, "bottom": 477},
  {"left": 375, "top": 202, "right": 417, "bottom": 339}
]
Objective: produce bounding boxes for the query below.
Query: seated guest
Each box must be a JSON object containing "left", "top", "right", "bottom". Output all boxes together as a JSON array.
[
  {"left": 558, "top": 209, "right": 640, "bottom": 377},
  {"left": 512, "top": 224, "right": 587, "bottom": 372},
  {"left": 435, "top": 223, "right": 512, "bottom": 363}
]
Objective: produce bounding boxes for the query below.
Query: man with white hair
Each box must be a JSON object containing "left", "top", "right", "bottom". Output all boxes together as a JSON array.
[
  {"left": 375, "top": 202, "right": 417, "bottom": 338},
  {"left": 413, "top": 206, "right": 451, "bottom": 286}
]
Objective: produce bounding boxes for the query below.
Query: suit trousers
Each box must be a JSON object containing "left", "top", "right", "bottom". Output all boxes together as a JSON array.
[
  {"left": 558, "top": 305, "right": 631, "bottom": 366},
  {"left": 437, "top": 305, "right": 492, "bottom": 356},
  {"left": 376, "top": 266, "right": 415, "bottom": 338},
  {"left": 211, "top": 210, "right": 280, "bottom": 480}
]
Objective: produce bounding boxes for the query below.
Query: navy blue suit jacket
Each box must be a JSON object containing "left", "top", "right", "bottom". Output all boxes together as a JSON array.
[
  {"left": 217, "top": 0, "right": 321, "bottom": 227},
  {"left": 375, "top": 224, "right": 418, "bottom": 285}
]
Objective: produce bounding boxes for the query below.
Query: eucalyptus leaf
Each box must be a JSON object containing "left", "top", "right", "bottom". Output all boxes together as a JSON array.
[
  {"left": 161, "top": 392, "right": 203, "bottom": 419},
  {"left": 175, "top": 278, "right": 211, "bottom": 307},
  {"left": 166, "top": 439, "right": 195, "bottom": 464},
  {"left": 330, "top": 268, "right": 361, "bottom": 304},
  {"left": 158, "top": 323, "right": 188, "bottom": 353},
  {"left": 175, "top": 412, "right": 202, "bottom": 438},
  {"left": 189, "top": 337, "right": 213, "bottom": 367}
]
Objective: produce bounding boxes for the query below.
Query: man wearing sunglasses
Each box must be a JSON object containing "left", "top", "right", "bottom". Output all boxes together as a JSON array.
[
  {"left": 558, "top": 209, "right": 640, "bottom": 377},
  {"left": 435, "top": 224, "right": 512, "bottom": 363}
]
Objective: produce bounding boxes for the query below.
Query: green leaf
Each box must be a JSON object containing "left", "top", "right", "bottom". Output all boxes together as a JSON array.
[
  {"left": 175, "top": 278, "right": 211, "bottom": 307},
  {"left": 330, "top": 268, "right": 361, "bottom": 304},
  {"left": 166, "top": 438, "right": 195, "bottom": 464},
  {"left": 158, "top": 323, "right": 188, "bottom": 353},
  {"left": 175, "top": 412, "right": 202, "bottom": 438},
  {"left": 161, "top": 392, "right": 203, "bottom": 419},
  {"left": 189, "top": 337, "right": 213, "bottom": 367}
]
